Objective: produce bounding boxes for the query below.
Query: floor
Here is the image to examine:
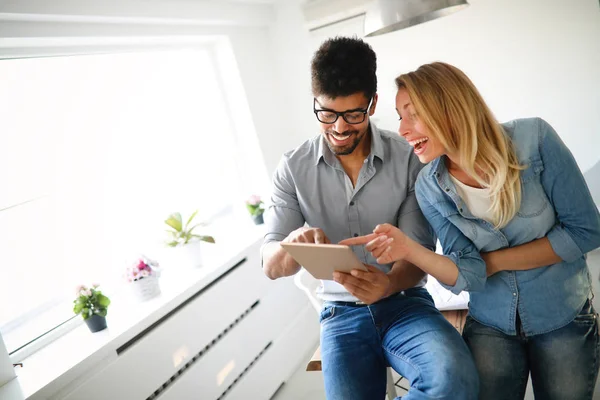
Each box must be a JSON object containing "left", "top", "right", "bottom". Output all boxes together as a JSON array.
[{"left": 272, "top": 250, "right": 600, "bottom": 400}]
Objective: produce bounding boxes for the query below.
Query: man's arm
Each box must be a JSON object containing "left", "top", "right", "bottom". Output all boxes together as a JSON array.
[
  {"left": 261, "top": 156, "right": 304, "bottom": 279},
  {"left": 392, "top": 156, "right": 436, "bottom": 289},
  {"left": 263, "top": 227, "right": 330, "bottom": 280},
  {"left": 387, "top": 259, "right": 427, "bottom": 293},
  {"left": 261, "top": 156, "right": 332, "bottom": 279},
  {"left": 262, "top": 242, "right": 301, "bottom": 280}
]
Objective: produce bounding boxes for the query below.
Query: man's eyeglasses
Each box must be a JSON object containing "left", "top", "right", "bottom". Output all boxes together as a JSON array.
[{"left": 313, "top": 97, "right": 373, "bottom": 124}]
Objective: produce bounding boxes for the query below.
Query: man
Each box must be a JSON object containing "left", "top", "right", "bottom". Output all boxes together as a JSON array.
[{"left": 261, "top": 37, "right": 478, "bottom": 399}]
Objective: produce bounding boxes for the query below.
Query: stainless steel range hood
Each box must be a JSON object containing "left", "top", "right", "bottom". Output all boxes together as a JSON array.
[{"left": 364, "top": 0, "right": 469, "bottom": 37}]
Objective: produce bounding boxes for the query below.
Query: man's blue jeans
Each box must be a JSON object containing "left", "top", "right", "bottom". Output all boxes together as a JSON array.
[
  {"left": 463, "top": 299, "right": 600, "bottom": 400},
  {"left": 320, "top": 287, "right": 479, "bottom": 399}
]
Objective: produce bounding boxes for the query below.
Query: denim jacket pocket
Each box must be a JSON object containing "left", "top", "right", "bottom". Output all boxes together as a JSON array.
[
  {"left": 319, "top": 305, "right": 336, "bottom": 324},
  {"left": 517, "top": 160, "right": 550, "bottom": 218}
]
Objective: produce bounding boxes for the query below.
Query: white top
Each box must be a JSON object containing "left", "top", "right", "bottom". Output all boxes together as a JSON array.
[{"left": 449, "top": 174, "right": 494, "bottom": 223}]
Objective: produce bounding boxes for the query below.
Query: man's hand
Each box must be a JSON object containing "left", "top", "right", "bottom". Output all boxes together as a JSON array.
[
  {"left": 339, "top": 223, "right": 412, "bottom": 264},
  {"left": 332, "top": 265, "right": 391, "bottom": 305},
  {"left": 283, "top": 227, "right": 331, "bottom": 244},
  {"left": 263, "top": 227, "right": 330, "bottom": 280}
]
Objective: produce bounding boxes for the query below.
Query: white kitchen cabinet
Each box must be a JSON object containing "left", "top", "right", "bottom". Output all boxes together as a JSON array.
[{"left": 57, "top": 238, "right": 318, "bottom": 400}]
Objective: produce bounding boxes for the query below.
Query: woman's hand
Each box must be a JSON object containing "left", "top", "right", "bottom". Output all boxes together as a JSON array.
[{"left": 339, "top": 223, "right": 412, "bottom": 264}]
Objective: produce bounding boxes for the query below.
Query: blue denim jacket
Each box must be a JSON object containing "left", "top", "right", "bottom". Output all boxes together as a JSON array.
[{"left": 415, "top": 118, "right": 600, "bottom": 336}]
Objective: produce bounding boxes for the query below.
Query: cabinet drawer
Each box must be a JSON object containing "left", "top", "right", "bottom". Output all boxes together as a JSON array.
[
  {"left": 158, "top": 276, "right": 309, "bottom": 399},
  {"left": 225, "top": 303, "right": 319, "bottom": 400},
  {"left": 61, "top": 249, "right": 271, "bottom": 400}
]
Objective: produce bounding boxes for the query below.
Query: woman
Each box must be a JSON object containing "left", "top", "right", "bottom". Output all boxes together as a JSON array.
[{"left": 341, "top": 62, "right": 600, "bottom": 400}]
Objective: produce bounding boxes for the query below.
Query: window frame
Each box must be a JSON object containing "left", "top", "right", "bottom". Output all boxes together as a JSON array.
[{"left": 0, "top": 34, "right": 268, "bottom": 368}]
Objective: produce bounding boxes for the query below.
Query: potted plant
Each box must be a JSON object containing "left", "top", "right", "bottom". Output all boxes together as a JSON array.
[
  {"left": 246, "top": 195, "right": 265, "bottom": 225},
  {"left": 165, "top": 211, "right": 215, "bottom": 268},
  {"left": 125, "top": 256, "right": 162, "bottom": 301},
  {"left": 73, "top": 284, "right": 110, "bottom": 333}
]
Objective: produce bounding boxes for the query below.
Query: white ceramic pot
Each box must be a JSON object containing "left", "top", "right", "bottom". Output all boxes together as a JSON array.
[
  {"left": 131, "top": 275, "right": 161, "bottom": 301},
  {"left": 170, "top": 241, "right": 204, "bottom": 269}
]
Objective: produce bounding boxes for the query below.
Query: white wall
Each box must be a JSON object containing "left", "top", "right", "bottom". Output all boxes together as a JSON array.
[
  {"left": 263, "top": 0, "right": 315, "bottom": 174},
  {"left": 372, "top": 0, "right": 600, "bottom": 172},
  {"left": 267, "top": 0, "right": 600, "bottom": 175}
]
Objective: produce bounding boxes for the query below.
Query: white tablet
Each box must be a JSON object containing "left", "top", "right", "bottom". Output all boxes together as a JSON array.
[{"left": 280, "top": 242, "right": 367, "bottom": 280}]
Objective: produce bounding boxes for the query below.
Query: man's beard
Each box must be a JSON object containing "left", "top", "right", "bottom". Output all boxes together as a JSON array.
[{"left": 324, "top": 129, "right": 364, "bottom": 156}]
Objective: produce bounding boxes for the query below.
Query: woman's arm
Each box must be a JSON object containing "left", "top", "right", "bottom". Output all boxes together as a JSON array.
[
  {"left": 482, "top": 237, "right": 561, "bottom": 276},
  {"left": 341, "top": 179, "right": 487, "bottom": 294},
  {"left": 341, "top": 225, "right": 461, "bottom": 287},
  {"left": 485, "top": 119, "right": 600, "bottom": 275}
]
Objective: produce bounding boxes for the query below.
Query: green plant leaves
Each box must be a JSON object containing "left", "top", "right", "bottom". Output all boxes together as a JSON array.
[
  {"left": 165, "top": 213, "right": 183, "bottom": 232},
  {"left": 165, "top": 211, "right": 214, "bottom": 246},
  {"left": 191, "top": 234, "right": 215, "bottom": 243},
  {"left": 73, "top": 288, "right": 111, "bottom": 319},
  {"left": 246, "top": 203, "right": 265, "bottom": 217},
  {"left": 185, "top": 210, "right": 198, "bottom": 230},
  {"left": 73, "top": 301, "right": 84, "bottom": 315},
  {"left": 96, "top": 293, "right": 111, "bottom": 307},
  {"left": 95, "top": 308, "right": 108, "bottom": 317},
  {"left": 186, "top": 223, "right": 204, "bottom": 235}
]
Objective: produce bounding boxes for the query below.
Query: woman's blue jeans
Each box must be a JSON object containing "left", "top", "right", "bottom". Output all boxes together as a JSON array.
[{"left": 463, "top": 299, "right": 600, "bottom": 400}]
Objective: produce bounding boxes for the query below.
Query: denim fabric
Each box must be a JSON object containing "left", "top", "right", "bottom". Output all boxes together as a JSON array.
[
  {"left": 415, "top": 117, "right": 600, "bottom": 336},
  {"left": 320, "top": 288, "right": 479, "bottom": 399},
  {"left": 463, "top": 300, "right": 600, "bottom": 400}
]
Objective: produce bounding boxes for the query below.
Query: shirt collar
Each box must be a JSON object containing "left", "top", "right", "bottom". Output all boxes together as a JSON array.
[
  {"left": 315, "top": 123, "right": 385, "bottom": 166},
  {"left": 429, "top": 156, "right": 446, "bottom": 178}
]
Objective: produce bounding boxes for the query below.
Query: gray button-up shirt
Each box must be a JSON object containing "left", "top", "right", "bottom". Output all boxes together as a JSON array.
[{"left": 263, "top": 124, "right": 435, "bottom": 301}]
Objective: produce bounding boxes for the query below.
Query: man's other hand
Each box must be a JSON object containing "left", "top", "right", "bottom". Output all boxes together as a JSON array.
[{"left": 333, "top": 264, "right": 391, "bottom": 305}]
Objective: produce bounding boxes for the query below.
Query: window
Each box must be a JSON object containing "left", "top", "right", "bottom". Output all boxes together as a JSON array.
[{"left": 0, "top": 48, "right": 253, "bottom": 355}]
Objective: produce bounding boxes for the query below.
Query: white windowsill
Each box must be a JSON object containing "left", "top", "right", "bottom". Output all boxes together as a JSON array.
[{"left": 0, "top": 219, "right": 266, "bottom": 400}]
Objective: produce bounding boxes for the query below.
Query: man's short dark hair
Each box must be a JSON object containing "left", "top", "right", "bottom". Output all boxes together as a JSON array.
[{"left": 311, "top": 36, "right": 377, "bottom": 100}]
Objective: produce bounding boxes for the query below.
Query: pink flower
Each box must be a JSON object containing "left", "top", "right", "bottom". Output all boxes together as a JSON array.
[
  {"left": 247, "top": 195, "right": 262, "bottom": 206},
  {"left": 75, "top": 285, "right": 85, "bottom": 295}
]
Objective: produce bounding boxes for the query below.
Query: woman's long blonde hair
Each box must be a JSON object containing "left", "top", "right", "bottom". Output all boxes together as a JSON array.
[{"left": 396, "top": 62, "right": 522, "bottom": 228}]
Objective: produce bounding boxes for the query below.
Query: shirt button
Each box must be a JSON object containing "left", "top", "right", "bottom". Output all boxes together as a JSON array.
[
  {"left": 445, "top": 188, "right": 450, "bottom": 192},
  {"left": 353, "top": 233, "right": 359, "bottom": 237},
  {"left": 349, "top": 201, "right": 355, "bottom": 206},
  {"left": 513, "top": 293, "right": 517, "bottom": 296},
  {"left": 459, "top": 208, "right": 463, "bottom": 212}
]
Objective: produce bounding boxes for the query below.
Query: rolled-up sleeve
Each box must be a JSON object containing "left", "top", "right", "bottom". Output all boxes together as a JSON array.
[
  {"left": 415, "top": 178, "right": 487, "bottom": 294},
  {"left": 262, "top": 155, "right": 305, "bottom": 246},
  {"left": 538, "top": 118, "right": 600, "bottom": 261},
  {"left": 397, "top": 155, "right": 436, "bottom": 251}
]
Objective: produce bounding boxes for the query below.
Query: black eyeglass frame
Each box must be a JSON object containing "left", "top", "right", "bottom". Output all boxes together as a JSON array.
[{"left": 313, "top": 97, "right": 373, "bottom": 124}]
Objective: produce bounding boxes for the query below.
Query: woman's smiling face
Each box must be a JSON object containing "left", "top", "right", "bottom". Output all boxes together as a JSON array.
[{"left": 395, "top": 88, "right": 446, "bottom": 163}]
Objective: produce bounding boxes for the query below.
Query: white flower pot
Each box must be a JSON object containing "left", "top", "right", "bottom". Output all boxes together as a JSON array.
[
  {"left": 169, "top": 241, "right": 204, "bottom": 269},
  {"left": 131, "top": 275, "right": 161, "bottom": 301}
]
